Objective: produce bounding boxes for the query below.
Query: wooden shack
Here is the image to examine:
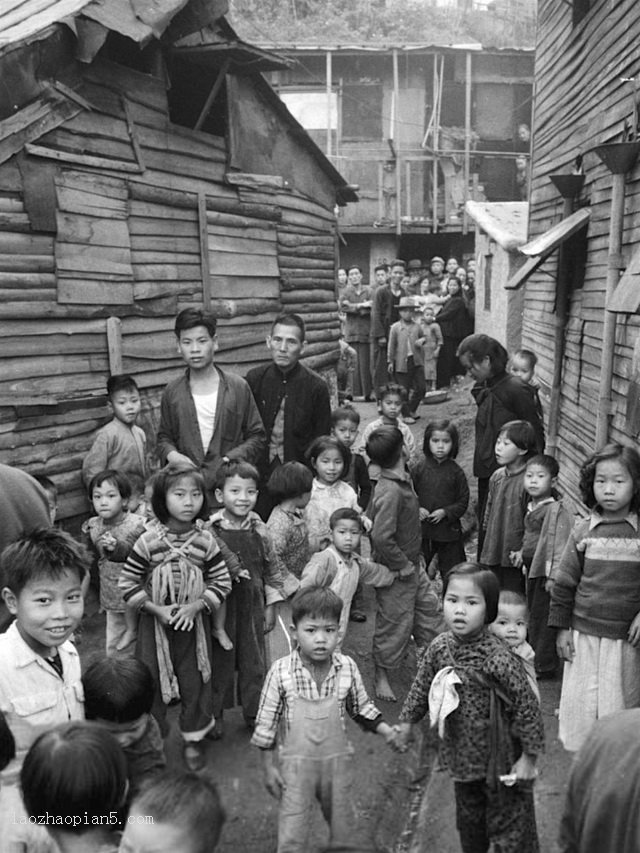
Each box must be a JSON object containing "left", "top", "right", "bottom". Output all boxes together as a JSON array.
[
  {"left": 513, "top": 0, "right": 640, "bottom": 508},
  {"left": 0, "top": 0, "right": 356, "bottom": 525}
]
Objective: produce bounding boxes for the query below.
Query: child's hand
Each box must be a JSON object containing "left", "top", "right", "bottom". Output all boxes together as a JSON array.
[
  {"left": 556, "top": 628, "right": 575, "bottom": 662},
  {"left": 628, "top": 612, "right": 640, "bottom": 646},
  {"left": 398, "top": 564, "right": 415, "bottom": 580},
  {"left": 377, "top": 722, "right": 397, "bottom": 747},
  {"left": 510, "top": 752, "right": 538, "bottom": 782},
  {"left": 544, "top": 578, "right": 554, "bottom": 593},
  {"left": 509, "top": 550, "right": 523, "bottom": 569},
  {"left": 170, "top": 602, "right": 201, "bottom": 631},
  {"left": 264, "top": 764, "right": 286, "bottom": 800},
  {"left": 99, "top": 532, "right": 117, "bottom": 552},
  {"left": 150, "top": 603, "right": 176, "bottom": 626},
  {"left": 361, "top": 515, "right": 373, "bottom": 533},
  {"left": 391, "top": 722, "right": 412, "bottom": 752},
  {"left": 419, "top": 507, "right": 429, "bottom": 522},
  {"left": 427, "top": 509, "right": 446, "bottom": 524},
  {"left": 264, "top": 604, "right": 276, "bottom": 634}
]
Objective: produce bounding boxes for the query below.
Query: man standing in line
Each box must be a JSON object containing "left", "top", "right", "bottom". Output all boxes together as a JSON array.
[
  {"left": 246, "top": 313, "right": 331, "bottom": 519},
  {"left": 157, "top": 307, "right": 266, "bottom": 505},
  {"left": 370, "top": 259, "right": 407, "bottom": 391}
]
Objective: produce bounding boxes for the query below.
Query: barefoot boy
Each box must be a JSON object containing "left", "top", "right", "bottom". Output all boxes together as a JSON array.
[
  {"left": 252, "top": 587, "right": 395, "bottom": 852},
  {"left": 366, "top": 426, "right": 443, "bottom": 701}
]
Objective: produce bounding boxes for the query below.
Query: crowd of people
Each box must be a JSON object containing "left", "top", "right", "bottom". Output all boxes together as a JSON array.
[
  {"left": 0, "top": 303, "right": 636, "bottom": 853},
  {"left": 336, "top": 256, "right": 476, "bottom": 418}
]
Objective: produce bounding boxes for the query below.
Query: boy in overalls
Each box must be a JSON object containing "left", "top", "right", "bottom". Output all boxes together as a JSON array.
[{"left": 251, "top": 587, "right": 396, "bottom": 852}]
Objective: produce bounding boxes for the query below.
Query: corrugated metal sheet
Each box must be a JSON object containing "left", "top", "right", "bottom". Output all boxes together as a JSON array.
[{"left": 0, "top": 0, "right": 191, "bottom": 49}]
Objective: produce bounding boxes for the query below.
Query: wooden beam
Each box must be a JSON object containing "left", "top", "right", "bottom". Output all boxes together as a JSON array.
[
  {"left": 198, "top": 191, "right": 212, "bottom": 312},
  {"left": 25, "top": 143, "right": 143, "bottom": 174},
  {"left": 194, "top": 60, "right": 230, "bottom": 132},
  {"left": 106, "top": 317, "right": 123, "bottom": 374},
  {"left": 123, "top": 97, "right": 146, "bottom": 173}
]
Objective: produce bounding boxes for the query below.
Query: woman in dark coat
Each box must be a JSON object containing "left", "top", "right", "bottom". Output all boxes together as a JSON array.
[{"left": 435, "top": 277, "right": 469, "bottom": 388}]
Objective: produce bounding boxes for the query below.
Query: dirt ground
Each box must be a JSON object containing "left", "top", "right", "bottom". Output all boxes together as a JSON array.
[{"left": 79, "top": 382, "right": 570, "bottom": 852}]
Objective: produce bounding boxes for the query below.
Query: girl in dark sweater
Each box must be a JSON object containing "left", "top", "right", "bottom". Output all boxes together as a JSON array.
[{"left": 413, "top": 420, "right": 469, "bottom": 581}]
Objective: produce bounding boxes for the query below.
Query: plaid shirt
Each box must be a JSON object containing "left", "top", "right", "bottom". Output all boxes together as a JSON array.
[{"left": 251, "top": 650, "right": 382, "bottom": 750}]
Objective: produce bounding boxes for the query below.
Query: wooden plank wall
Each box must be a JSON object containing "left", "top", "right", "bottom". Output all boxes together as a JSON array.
[
  {"left": 522, "top": 0, "right": 640, "bottom": 509},
  {"left": 0, "top": 57, "right": 340, "bottom": 525}
]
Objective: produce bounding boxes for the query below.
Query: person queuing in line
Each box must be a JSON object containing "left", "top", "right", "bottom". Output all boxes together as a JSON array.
[
  {"left": 247, "top": 312, "right": 331, "bottom": 520},
  {"left": 456, "top": 334, "right": 545, "bottom": 545},
  {"left": 416, "top": 304, "right": 443, "bottom": 392},
  {"left": 340, "top": 265, "right": 373, "bottom": 402},
  {"left": 394, "top": 563, "right": 544, "bottom": 853},
  {"left": 549, "top": 443, "right": 640, "bottom": 753}
]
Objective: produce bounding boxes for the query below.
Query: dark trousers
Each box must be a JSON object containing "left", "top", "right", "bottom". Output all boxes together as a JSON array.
[
  {"left": 394, "top": 358, "right": 426, "bottom": 417},
  {"left": 527, "top": 575, "right": 559, "bottom": 675},
  {"left": 454, "top": 779, "right": 539, "bottom": 853},
  {"left": 476, "top": 477, "right": 490, "bottom": 557},
  {"left": 489, "top": 565, "right": 526, "bottom": 595},
  {"left": 422, "top": 538, "right": 466, "bottom": 581},
  {"left": 350, "top": 341, "right": 371, "bottom": 398},
  {"left": 372, "top": 342, "right": 389, "bottom": 392}
]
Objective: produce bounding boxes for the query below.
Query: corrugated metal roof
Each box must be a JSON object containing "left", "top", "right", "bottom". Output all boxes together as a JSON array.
[{"left": 0, "top": 0, "right": 192, "bottom": 49}]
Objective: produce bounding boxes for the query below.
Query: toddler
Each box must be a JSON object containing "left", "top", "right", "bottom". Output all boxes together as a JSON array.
[
  {"left": 510, "top": 349, "right": 544, "bottom": 425},
  {"left": 121, "top": 770, "right": 225, "bottom": 853},
  {"left": 481, "top": 420, "right": 537, "bottom": 592},
  {"left": 416, "top": 306, "right": 443, "bottom": 391},
  {"left": 300, "top": 508, "right": 405, "bottom": 647},
  {"left": 119, "top": 462, "right": 232, "bottom": 771},
  {"left": 83, "top": 656, "right": 166, "bottom": 799},
  {"left": 252, "top": 587, "right": 395, "bottom": 852},
  {"left": 0, "top": 529, "right": 87, "bottom": 852},
  {"left": 265, "top": 461, "right": 313, "bottom": 666},
  {"left": 21, "top": 722, "right": 127, "bottom": 853},
  {"left": 82, "top": 374, "right": 147, "bottom": 489},
  {"left": 209, "top": 461, "right": 297, "bottom": 733},
  {"left": 549, "top": 443, "right": 640, "bottom": 751},
  {"left": 512, "top": 454, "right": 571, "bottom": 679},
  {"left": 490, "top": 589, "right": 539, "bottom": 701},
  {"left": 304, "top": 435, "right": 360, "bottom": 552},
  {"left": 82, "top": 469, "right": 145, "bottom": 654},
  {"left": 413, "top": 420, "right": 469, "bottom": 581},
  {"left": 366, "top": 426, "right": 443, "bottom": 702},
  {"left": 395, "top": 563, "right": 544, "bottom": 853}
]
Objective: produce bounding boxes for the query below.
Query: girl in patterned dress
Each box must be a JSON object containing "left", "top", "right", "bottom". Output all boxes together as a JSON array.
[{"left": 394, "top": 562, "right": 544, "bottom": 853}]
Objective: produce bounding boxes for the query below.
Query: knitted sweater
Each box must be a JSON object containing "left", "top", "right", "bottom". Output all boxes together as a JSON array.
[{"left": 548, "top": 513, "right": 640, "bottom": 640}]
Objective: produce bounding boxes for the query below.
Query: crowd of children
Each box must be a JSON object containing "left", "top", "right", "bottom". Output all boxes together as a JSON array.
[{"left": 3, "top": 324, "right": 640, "bottom": 853}]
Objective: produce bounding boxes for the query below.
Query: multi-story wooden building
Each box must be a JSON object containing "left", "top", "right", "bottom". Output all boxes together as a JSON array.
[{"left": 264, "top": 42, "right": 534, "bottom": 276}]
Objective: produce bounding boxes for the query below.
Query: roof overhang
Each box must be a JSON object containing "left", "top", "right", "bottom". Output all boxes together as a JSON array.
[
  {"left": 465, "top": 200, "right": 528, "bottom": 251},
  {"left": 172, "top": 40, "right": 291, "bottom": 73},
  {"left": 505, "top": 207, "right": 591, "bottom": 290}
]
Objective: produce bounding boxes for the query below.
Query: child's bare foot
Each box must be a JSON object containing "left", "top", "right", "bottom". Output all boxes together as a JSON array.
[
  {"left": 375, "top": 668, "right": 397, "bottom": 702},
  {"left": 213, "top": 628, "right": 234, "bottom": 650},
  {"left": 116, "top": 630, "right": 136, "bottom": 651}
]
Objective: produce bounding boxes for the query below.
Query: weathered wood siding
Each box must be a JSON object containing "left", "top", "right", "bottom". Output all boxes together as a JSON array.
[
  {"left": 0, "top": 57, "right": 340, "bottom": 525},
  {"left": 523, "top": 0, "right": 640, "bottom": 508}
]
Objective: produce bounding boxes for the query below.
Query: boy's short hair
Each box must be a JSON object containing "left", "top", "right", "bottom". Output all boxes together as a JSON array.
[
  {"left": 376, "top": 382, "right": 407, "bottom": 403},
  {"left": 83, "top": 657, "right": 154, "bottom": 723},
  {"left": 456, "top": 334, "right": 508, "bottom": 374},
  {"left": 266, "top": 462, "right": 313, "bottom": 503},
  {"left": 88, "top": 469, "right": 132, "bottom": 501},
  {"left": 498, "top": 589, "right": 528, "bottom": 612},
  {"left": 526, "top": 453, "right": 559, "bottom": 478},
  {"left": 513, "top": 349, "right": 538, "bottom": 370},
  {"left": 443, "top": 562, "right": 499, "bottom": 623},
  {"left": 1, "top": 528, "right": 88, "bottom": 594},
  {"left": 365, "top": 426, "right": 404, "bottom": 469},
  {"left": 151, "top": 463, "right": 209, "bottom": 525},
  {"left": 21, "top": 722, "right": 127, "bottom": 831},
  {"left": 106, "top": 374, "right": 139, "bottom": 398},
  {"left": 498, "top": 420, "right": 537, "bottom": 455},
  {"left": 291, "top": 586, "right": 343, "bottom": 626},
  {"left": 174, "top": 307, "right": 216, "bottom": 338},
  {"left": 347, "top": 264, "right": 362, "bottom": 274},
  {"left": 270, "top": 312, "right": 306, "bottom": 341},
  {"left": 130, "top": 771, "right": 225, "bottom": 853},
  {"left": 374, "top": 263, "right": 388, "bottom": 274},
  {"left": 329, "top": 507, "right": 362, "bottom": 530},
  {"left": 213, "top": 459, "right": 259, "bottom": 492},
  {"left": 331, "top": 405, "right": 360, "bottom": 428}
]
